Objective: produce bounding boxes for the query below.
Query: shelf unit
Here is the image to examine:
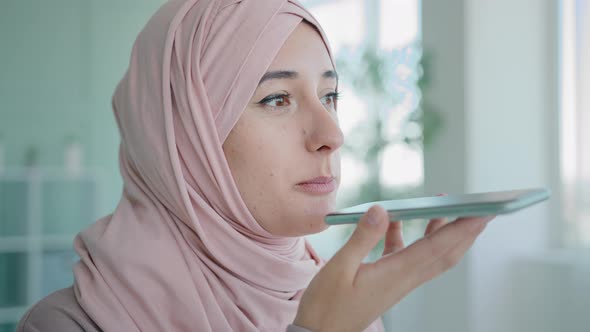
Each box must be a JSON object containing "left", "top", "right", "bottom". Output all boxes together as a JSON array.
[{"left": 0, "top": 168, "right": 98, "bottom": 330}]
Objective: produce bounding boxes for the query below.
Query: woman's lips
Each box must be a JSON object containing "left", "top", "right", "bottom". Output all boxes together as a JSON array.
[{"left": 295, "top": 176, "right": 337, "bottom": 194}]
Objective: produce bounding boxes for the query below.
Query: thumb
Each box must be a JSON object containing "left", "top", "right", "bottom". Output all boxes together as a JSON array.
[{"left": 328, "top": 205, "right": 389, "bottom": 275}]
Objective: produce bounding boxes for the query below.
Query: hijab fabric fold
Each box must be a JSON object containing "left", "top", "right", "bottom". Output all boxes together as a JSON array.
[{"left": 73, "top": 0, "right": 384, "bottom": 330}]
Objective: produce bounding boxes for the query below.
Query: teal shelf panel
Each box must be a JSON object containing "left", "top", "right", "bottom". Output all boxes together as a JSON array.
[
  {"left": 0, "top": 253, "right": 27, "bottom": 308},
  {"left": 0, "top": 322, "right": 18, "bottom": 332},
  {"left": 41, "top": 250, "right": 77, "bottom": 298},
  {"left": 0, "top": 180, "right": 28, "bottom": 237},
  {"left": 41, "top": 178, "right": 96, "bottom": 235}
]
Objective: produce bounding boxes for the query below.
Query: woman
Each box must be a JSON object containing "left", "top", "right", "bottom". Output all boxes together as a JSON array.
[{"left": 17, "top": 0, "right": 494, "bottom": 331}]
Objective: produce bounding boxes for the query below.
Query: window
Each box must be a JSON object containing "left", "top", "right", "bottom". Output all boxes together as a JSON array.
[{"left": 301, "top": 0, "right": 424, "bottom": 257}]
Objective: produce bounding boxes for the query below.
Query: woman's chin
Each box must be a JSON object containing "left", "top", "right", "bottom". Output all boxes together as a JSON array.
[
  {"left": 307, "top": 220, "right": 330, "bottom": 235},
  {"left": 300, "top": 196, "right": 337, "bottom": 215},
  {"left": 295, "top": 215, "right": 331, "bottom": 237}
]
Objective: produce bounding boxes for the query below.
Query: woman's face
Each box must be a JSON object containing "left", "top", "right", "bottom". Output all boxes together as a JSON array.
[{"left": 223, "top": 22, "right": 343, "bottom": 237}]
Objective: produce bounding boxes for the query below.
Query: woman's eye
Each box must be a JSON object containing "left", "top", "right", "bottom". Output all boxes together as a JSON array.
[
  {"left": 258, "top": 94, "right": 292, "bottom": 108},
  {"left": 321, "top": 91, "right": 341, "bottom": 110}
]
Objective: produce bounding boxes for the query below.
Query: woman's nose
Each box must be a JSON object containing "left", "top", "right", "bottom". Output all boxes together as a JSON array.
[{"left": 304, "top": 99, "right": 344, "bottom": 153}]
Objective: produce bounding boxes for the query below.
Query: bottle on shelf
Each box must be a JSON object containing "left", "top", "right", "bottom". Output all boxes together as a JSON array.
[
  {"left": 23, "top": 145, "right": 39, "bottom": 176},
  {"left": 64, "top": 135, "right": 82, "bottom": 178}
]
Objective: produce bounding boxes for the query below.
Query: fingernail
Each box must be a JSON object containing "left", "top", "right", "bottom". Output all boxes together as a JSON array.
[{"left": 366, "top": 207, "right": 379, "bottom": 226}]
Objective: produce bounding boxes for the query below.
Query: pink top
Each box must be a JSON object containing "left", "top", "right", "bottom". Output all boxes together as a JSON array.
[{"left": 16, "top": 287, "right": 316, "bottom": 331}]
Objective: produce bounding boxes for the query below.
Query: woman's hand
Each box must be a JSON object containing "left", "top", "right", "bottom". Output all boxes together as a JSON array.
[{"left": 293, "top": 205, "right": 495, "bottom": 332}]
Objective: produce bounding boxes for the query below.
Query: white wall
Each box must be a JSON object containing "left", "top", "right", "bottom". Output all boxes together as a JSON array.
[
  {"left": 464, "top": 1, "right": 560, "bottom": 331},
  {"left": 413, "top": 0, "right": 590, "bottom": 332},
  {"left": 0, "top": 0, "right": 166, "bottom": 215}
]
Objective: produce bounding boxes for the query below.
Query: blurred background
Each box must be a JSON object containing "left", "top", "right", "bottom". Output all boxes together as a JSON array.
[{"left": 0, "top": 0, "right": 588, "bottom": 331}]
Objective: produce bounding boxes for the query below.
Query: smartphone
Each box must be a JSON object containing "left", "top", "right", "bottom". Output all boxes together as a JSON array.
[{"left": 324, "top": 188, "right": 551, "bottom": 225}]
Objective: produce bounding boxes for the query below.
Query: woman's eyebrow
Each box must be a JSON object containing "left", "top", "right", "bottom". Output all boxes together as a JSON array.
[
  {"left": 258, "top": 70, "right": 297, "bottom": 85},
  {"left": 258, "top": 70, "right": 338, "bottom": 86},
  {"left": 322, "top": 70, "right": 338, "bottom": 81}
]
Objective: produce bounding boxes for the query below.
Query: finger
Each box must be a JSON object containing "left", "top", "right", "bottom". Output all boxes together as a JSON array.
[
  {"left": 326, "top": 205, "right": 389, "bottom": 279},
  {"left": 412, "top": 216, "right": 492, "bottom": 279},
  {"left": 424, "top": 193, "right": 449, "bottom": 235},
  {"left": 415, "top": 216, "right": 493, "bottom": 266},
  {"left": 417, "top": 216, "right": 492, "bottom": 284},
  {"left": 382, "top": 220, "right": 404, "bottom": 256},
  {"left": 380, "top": 216, "right": 493, "bottom": 284},
  {"left": 424, "top": 217, "right": 447, "bottom": 236}
]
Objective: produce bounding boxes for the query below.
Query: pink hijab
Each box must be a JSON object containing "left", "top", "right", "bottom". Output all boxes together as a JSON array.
[{"left": 73, "top": 0, "right": 384, "bottom": 331}]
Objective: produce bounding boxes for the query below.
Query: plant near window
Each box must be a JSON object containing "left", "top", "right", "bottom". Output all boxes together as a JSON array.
[{"left": 335, "top": 43, "right": 443, "bottom": 256}]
